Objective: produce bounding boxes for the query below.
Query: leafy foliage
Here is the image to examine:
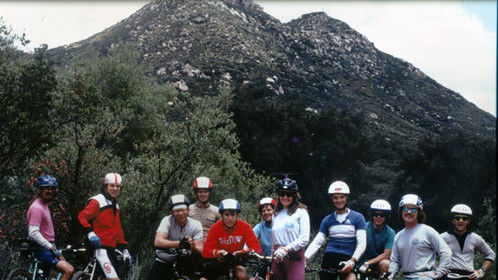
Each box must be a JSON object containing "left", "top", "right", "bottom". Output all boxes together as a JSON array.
[
  {"left": 0, "top": 20, "right": 56, "bottom": 178},
  {"left": 393, "top": 133, "right": 496, "bottom": 232}
]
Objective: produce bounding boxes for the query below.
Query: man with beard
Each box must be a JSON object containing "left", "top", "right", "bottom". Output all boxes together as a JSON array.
[
  {"left": 27, "top": 175, "right": 74, "bottom": 280},
  {"left": 305, "top": 181, "right": 366, "bottom": 280}
]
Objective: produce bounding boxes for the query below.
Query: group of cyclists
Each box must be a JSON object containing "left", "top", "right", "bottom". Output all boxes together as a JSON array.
[{"left": 27, "top": 173, "right": 495, "bottom": 280}]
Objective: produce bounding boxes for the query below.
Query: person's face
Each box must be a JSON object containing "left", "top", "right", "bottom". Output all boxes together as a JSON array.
[
  {"left": 401, "top": 205, "right": 419, "bottom": 225},
  {"left": 195, "top": 189, "right": 210, "bottom": 203},
  {"left": 278, "top": 191, "right": 294, "bottom": 208},
  {"left": 453, "top": 215, "right": 470, "bottom": 232},
  {"left": 221, "top": 210, "right": 238, "bottom": 228},
  {"left": 372, "top": 211, "right": 387, "bottom": 227},
  {"left": 105, "top": 183, "right": 122, "bottom": 198},
  {"left": 332, "top": 194, "right": 348, "bottom": 210},
  {"left": 40, "top": 187, "right": 56, "bottom": 201},
  {"left": 261, "top": 205, "right": 274, "bottom": 222},
  {"left": 172, "top": 207, "right": 189, "bottom": 224}
]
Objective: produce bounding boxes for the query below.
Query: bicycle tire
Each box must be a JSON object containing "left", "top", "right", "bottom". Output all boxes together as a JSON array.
[{"left": 6, "top": 268, "right": 31, "bottom": 280}]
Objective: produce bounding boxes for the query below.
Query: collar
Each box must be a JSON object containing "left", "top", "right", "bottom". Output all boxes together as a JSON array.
[
  {"left": 196, "top": 201, "right": 211, "bottom": 209},
  {"left": 334, "top": 208, "right": 350, "bottom": 218},
  {"left": 223, "top": 220, "right": 238, "bottom": 232}
]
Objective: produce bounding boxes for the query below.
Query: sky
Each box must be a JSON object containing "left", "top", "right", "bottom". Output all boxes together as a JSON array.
[{"left": 0, "top": 1, "right": 496, "bottom": 116}]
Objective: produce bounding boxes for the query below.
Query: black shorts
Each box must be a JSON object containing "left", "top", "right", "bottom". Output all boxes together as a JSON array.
[{"left": 321, "top": 252, "right": 351, "bottom": 270}]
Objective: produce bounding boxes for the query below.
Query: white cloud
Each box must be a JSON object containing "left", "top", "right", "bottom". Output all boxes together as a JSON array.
[{"left": 258, "top": 1, "right": 496, "bottom": 116}]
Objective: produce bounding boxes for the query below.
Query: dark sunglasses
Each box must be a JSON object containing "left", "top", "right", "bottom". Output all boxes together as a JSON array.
[
  {"left": 372, "top": 212, "right": 388, "bottom": 218},
  {"left": 453, "top": 215, "right": 470, "bottom": 221},
  {"left": 278, "top": 192, "right": 295, "bottom": 197},
  {"left": 402, "top": 207, "right": 418, "bottom": 213}
]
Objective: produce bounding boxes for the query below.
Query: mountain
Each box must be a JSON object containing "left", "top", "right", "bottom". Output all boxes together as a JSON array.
[{"left": 48, "top": 0, "right": 496, "bottom": 144}]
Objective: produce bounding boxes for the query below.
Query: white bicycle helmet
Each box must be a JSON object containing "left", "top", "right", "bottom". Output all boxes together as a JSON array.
[
  {"left": 328, "top": 181, "right": 350, "bottom": 195},
  {"left": 193, "top": 176, "right": 213, "bottom": 190},
  {"left": 104, "top": 173, "right": 122, "bottom": 185},
  {"left": 450, "top": 204, "right": 472, "bottom": 216},
  {"left": 370, "top": 199, "right": 392, "bottom": 213},
  {"left": 399, "top": 194, "right": 423, "bottom": 210},
  {"left": 259, "top": 197, "right": 277, "bottom": 208}
]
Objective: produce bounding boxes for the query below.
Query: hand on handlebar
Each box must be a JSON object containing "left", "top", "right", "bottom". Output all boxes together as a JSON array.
[
  {"left": 359, "top": 262, "right": 369, "bottom": 273},
  {"left": 233, "top": 249, "right": 248, "bottom": 256},
  {"left": 179, "top": 236, "right": 191, "bottom": 250},
  {"left": 87, "top": 231, "right": 102, "bottom": 248},
  {"left": 339, "top": 259, "right": 355, "bottom": 274},
  {"left": 274, "top": 247, "right": 288, "bottom": 261}
]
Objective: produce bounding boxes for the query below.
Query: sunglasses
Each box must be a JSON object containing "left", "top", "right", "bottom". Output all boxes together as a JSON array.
[
  {"left": 372, "top": 212, "right": 388, "bottom": 218},
  {"left": 453, "top": 215, "right": 470, "bottom": 221},
  {"left": 402, "top": 207, "right": 418, "bottom": 213},
  {"left": 278, "top": 192, "right": 295, "bottom": 198}
]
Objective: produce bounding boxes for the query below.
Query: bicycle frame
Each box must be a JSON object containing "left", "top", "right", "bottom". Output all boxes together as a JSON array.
[
  {"left": 28, "top": 259, "right": 62, "bottom": 280},
  {"left": 80, "top": 258, "right": 100, "bottom": 279}
]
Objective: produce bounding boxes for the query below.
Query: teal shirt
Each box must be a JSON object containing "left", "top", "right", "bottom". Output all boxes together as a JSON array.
[
  {"left": 253, "top": 221, "right": 272, "bottom": 256},
  {"left": 359, "top": 221, "right": 395, "bottom": 264}
]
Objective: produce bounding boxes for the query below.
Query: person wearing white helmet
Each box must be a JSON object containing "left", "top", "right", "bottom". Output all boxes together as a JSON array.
[
  {"left": 78, "top": 172, "right": 131, "bottom": 280},
  {"left": 388, "top": 194, "right": 452, "bottom": 280},
  {"left": 189, "top": 176, "right": 221, "bottom": 241},
  {"left": 356, "top": 199, "right": 395, "bottom": 276},
  {"left": 148, "top": 194, "right": 203, "bottom": 280},
  {"left": 254, "top": 197, "right": 277, "bottom": 257},
  {"left": 305, "top": 181, "right": 366, "bottom": 280},
  {"left": 201, "top": 199, "right": 262, "bottom": 280},
  {"left": 440, "top": 204, "right": 495, "bottom": 280}
]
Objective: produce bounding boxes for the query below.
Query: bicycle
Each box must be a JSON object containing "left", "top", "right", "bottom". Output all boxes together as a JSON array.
[
  {"left": 7, "top": 240, "right": 86, "bottom": 280},
  {"left": 71, "top": 249, "right": 130, "bottom": 280},
  {"left": 244, "top": 251, "right": 273, "bottom": 280},
  {"left": 355, "top": 267, "right": 380, "bottom": 280}
]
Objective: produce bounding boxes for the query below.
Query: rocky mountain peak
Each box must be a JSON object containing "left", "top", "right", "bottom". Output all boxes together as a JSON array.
[{"left": 49, "top": 0, "right": 495, "bottom": 143}]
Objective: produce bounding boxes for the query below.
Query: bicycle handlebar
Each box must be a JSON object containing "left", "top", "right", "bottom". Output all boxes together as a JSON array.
[{"left": 247, "top": 251, "right": 273, "bottom": 261}]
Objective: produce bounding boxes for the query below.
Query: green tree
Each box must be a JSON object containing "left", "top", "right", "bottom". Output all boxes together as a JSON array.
[
  {"left": 120, "top": 89, "right": 272, "bottom": 272},
  {"left": 0, "top": 20, "right": 56, "bottom": 178},
  {"left": 394, "top": 133, "right": 496, "bottom": 232}
]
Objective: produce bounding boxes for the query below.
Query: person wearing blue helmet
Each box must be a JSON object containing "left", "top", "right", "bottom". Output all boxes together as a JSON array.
[
  {"left": 202, "top": 199, "right": 262, "bottom": 280},
  {"left": 27, "top": 175, "right": 74, "bottom": 280}
]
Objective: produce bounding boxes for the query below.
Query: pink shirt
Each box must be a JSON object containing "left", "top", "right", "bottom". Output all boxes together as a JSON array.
[{"left": 27, "top": 198, "right": 55, "bottom": 242}]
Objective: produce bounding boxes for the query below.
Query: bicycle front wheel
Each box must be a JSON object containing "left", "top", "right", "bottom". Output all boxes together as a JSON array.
[{"left": 6, "top": 268, "right": 31, "bottom": 280}]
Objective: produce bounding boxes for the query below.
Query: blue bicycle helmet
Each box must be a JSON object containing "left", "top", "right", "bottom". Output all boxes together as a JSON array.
[
  {"left": 36, "top": 175, "right": 58, "bottom": 188},
  {"left": 219, "top": 199, "right": 241, "bottom": 213}
]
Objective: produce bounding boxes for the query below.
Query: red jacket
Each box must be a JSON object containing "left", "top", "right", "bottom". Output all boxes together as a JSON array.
[
  {"left": 203, "top": 219, "right": 262, "bottom": 258},
  {"left": 78, "top": 194, "right": 126, "bottom": 248}
]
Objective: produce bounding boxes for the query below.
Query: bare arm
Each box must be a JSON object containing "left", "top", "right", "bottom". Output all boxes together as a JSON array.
[
  {"left": 364, "top": 249, "right": 391, "bottom": 265},
  {"left": 154, "top": 231, "right": 180, "bottom": 249}
]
